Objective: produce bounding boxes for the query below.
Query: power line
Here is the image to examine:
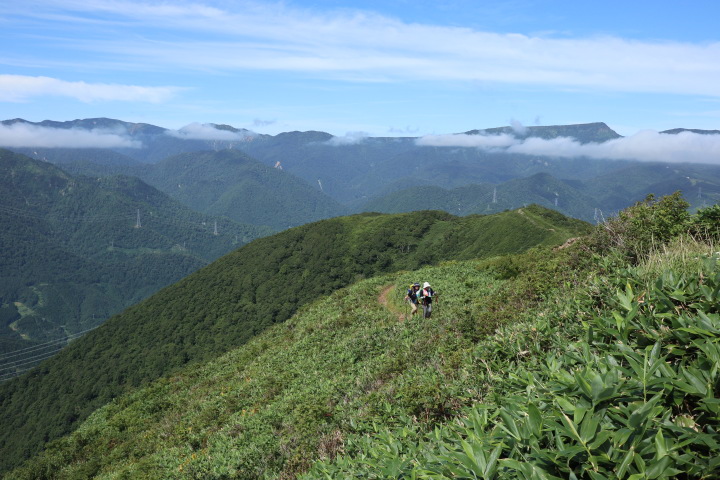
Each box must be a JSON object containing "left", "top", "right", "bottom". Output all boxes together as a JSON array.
[
  {"left": 0, "top": 326, "right": 96, "bottom": 361},
  {"left": 0, "top": 345, "right": 67, "bottom": 370},
  {"left": 0, "top": 351, "right": 65, "bottom": 381},
  {"left": 0, "top": 202, "right": 238, "bottom": 236},
  {"left": 0, "top": 327, "right": 97, "bottom": 382}
]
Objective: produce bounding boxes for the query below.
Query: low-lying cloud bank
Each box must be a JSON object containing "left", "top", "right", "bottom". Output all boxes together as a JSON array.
[
  {"left": 324, "top": 131, "right": 370, "bottom": 146},
  {"left": 416, "top": 130, "right": 720, "bottom": 164},
  {"left": 0, "top": 123, "right": 140, "bottom": 148},
  {"left": 166, "top": 123, "right": 254, "bottom": 141}
]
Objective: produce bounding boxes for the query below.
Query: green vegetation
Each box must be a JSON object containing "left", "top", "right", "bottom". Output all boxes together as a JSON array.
[
  {"left": 9, "top": 193, "right": 720, "bottom": 479},
  {"left": 0, "top": 150, "right": 271, "bottom": 359},
  {"left": 0, "top": 204, "right": 586, "bottom": 474},
  {"left": 359, "top": 173, "right": 598, "bottom": 222},
  {"left": 11, "top": 118, "right": 720, "bottom": 223},
  {"left": 304, "top": 210, "right": 720, "bottom": 479},
  {"left": 137, "top": 149, "right": 345, "bottom": 230}
]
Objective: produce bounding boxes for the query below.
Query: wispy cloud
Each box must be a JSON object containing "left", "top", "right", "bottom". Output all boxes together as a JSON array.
[
  {"left": 10, "top": 1, "right": 720, "bottom": 97},
  {"left": 324, "top": 131, "right": 370, "bottom": 146},
  {"left": 388, "top": 126, "right": 420, "bottom": 135},
  {"left": 253, "top": 118, "right": 276, "bottom": 127},
  {"left": 0, "top": 75, "right": 182, "bottom": 103},
  {"left": 0, "top": 123, "right": 140, "bottom": 148},
  {"left": 166, "top": 123, "right": 254, "bottom": 141},
  {"left": 416, "top": 130, "right": 720, "bottom": 164},
  {"left": 417, "top": 132, "right": 518, "bottom": 148}
]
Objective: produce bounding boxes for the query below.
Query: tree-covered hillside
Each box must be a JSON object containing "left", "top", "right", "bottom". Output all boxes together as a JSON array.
[
  {"left": 0, "top": 150, "right": 271, "bottom": 361},
  {"left": 0, "top": 205, "right": 588, "bottom": 474},
  {"left": 359, "top": 172, "right": 599, "bottom": 222},
  {"left": 137, "top": 149, "right": 346, "bottom": 230},
  {"left": 238, "top": 124, "right": 636, "bottom": 205},
  {"left": 10, "top": 118, "right": 720, "bottom": 225},
  {"left": 6, "top": 194, "right": 720, "bottom": 479}
]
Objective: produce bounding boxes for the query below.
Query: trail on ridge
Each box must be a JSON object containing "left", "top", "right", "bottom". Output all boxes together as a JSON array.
[{"left": 378, "top": 284, "right": 406, "bottom": 321}]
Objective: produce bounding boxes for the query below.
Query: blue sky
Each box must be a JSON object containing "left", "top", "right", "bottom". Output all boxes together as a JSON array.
[{"left": 2, "top": 0, "right": 720, "bottom": 138}]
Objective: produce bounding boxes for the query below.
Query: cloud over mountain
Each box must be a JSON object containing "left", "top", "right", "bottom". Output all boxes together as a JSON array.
[
  {"left": 166, "top": 123, "right": 254, "bottom": 141},
  {"left": 416, "top": 130, "right": 720, "bottom": 164},
  {"left": 0, "top": 123, "right": 140, "bottom": 148},
  {"left": 325, "top": 131, "right": 370, "bottom": 145}
]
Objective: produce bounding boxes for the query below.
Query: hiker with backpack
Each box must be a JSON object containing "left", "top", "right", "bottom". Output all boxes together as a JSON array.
[
  {"left": 418, "top": 282, "right": 435, "bottom": 318},
  {"left": 404, "top": 283, "right": 421, "bottom": 317}
]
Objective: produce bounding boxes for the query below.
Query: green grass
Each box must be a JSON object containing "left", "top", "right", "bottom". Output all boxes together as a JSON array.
[
  {"left": 304, "top": 244, "right": 720, "bottom": 479},
  {"left": 8, "top": 260, "right": 512, "bottom": 479},
  {"left": 9, "top": 196, "right": 720, "bottom": 479}
]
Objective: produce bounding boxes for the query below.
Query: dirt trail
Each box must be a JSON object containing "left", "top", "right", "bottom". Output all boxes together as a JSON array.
[{"left": 378, "top": 284, "right": 406, "bottom": 321}]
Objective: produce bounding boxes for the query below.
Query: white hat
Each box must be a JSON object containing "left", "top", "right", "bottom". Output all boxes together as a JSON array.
[{"left": 423, "top": 282, "right": 431, "bottom": 288}]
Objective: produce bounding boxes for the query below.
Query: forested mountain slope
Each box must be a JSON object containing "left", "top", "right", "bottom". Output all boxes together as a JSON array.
[
  {"left": 359, "top": 172, "right": 599, "bottom": 221},
  {"left": 9, "top": 118, "right": 720, "bottom": 223},
  {"left": 0, "top": 150, "right": 271, "bottom": 359},
  {"left": 137, "top": 149, "right": 346, "bottom": 230},
  {"left": 0, "top": 205, "right": 588, "bottom": 474},
  {"left": 8, "top": 194, "right": 719, "bottom": 479}
]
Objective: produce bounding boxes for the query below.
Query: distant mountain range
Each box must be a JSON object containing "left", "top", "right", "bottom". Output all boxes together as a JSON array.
[
  {"left": 0, "top": 150, "right": 271, "bottom": 361},
  {"left": 2, "top": 117, "right": 719, "bottom": 356},
  {"left": 5, "top": 117, "right": 718, "bottom": 223}
]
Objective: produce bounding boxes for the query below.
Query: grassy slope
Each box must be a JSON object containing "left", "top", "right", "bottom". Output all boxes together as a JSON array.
[
  {"left": 0, "top": 206, "right": 588, "bottom": 474},
  {"left": 305, "top": 241, "right": 720, "bottom": 479},
  {"left": 8, "top": 251, "right": 569, "bottom": 479},
  {"left": 9, "top": 201, "right": 720, "bottom": 479}
]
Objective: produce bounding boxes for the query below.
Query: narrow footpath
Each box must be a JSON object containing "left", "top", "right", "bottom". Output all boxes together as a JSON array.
[{"left": 378, "top": 284, "right": 406, "bottom": 322}]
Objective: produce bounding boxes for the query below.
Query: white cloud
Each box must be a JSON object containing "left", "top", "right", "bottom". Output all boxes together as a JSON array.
[
  {"left": 0, "top": 123, "right": 140, "bottom": 148},
  {"left": 510, "top": 119, "right": 528, "bottom": 136},
  {"left": 253, "top": 118, "right": 276, "bottom": 127},
  {"left": 166, "top": 123, "right": 254, "bottom": 141},
  {"left": 15, "top": 1, "right": 720, "bottom": 97},
  {"left": 325, "top": 131, "right": 370, "bottom": 145},
  {"left": 416, "top": 130, "right": 720, "bottom": 164},
  {"left": 416, "top": 132, "right": 518, "bottom": 148},
  {"left": 0, "top": 75, "right": 181, "bottom": 103}
]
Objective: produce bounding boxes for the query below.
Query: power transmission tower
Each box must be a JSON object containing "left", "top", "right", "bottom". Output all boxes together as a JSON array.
[
  {"left": 135, "top": 209, "right": 141, "bottom": 228},
  {"left": 213, "top": 220, "right": 218, "bottom": 235}
]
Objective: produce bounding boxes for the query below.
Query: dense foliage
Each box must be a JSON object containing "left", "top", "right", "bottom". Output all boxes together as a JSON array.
[
  {"left": 0, "top": 205, "right": 586, "bottom": 474},
  {"left": 306, "top": 257, "right": 720, "bottom": 478},
  {"left": 10, "top": 194, "right": 720, "bottom": 479},
  {"left": 136, "top": 149, "right": 346, "bottom": 230},
  {"left": 0, "top": 150, "right": 271, "bottom": 359},
  {"left": 358, "top": 173, "right": 599, "bottom": 222},
  {"left": 6, "top": 193, "right": 720, "bottom": 479}
]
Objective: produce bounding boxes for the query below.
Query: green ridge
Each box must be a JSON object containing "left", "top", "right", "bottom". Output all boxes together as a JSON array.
[{"left": 0, "top": 205, "right": 588, "bottom": 473}]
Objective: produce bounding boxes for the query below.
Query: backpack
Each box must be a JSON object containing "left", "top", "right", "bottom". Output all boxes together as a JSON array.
[{"left": 407, "top": 287, "right": 418, "bottom": 302}]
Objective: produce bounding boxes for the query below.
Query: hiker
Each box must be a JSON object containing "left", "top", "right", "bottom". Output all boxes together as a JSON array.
[
  {"left": 418, "top": 282, "right": 435, "bottom": 318},
  {"left": 404, "top": 283, "right": 421, "bottom": 317}
]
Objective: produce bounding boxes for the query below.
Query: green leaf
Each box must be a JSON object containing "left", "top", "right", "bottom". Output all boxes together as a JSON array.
[
  {"left": 617, "top": 447, "right": 635, "bottom": 478},
  {"left": 654, "top": 429, "right": 667, "bottom": 459},
  {"left": 528, "top": 404, "right": 543, "bottom": 438}
]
